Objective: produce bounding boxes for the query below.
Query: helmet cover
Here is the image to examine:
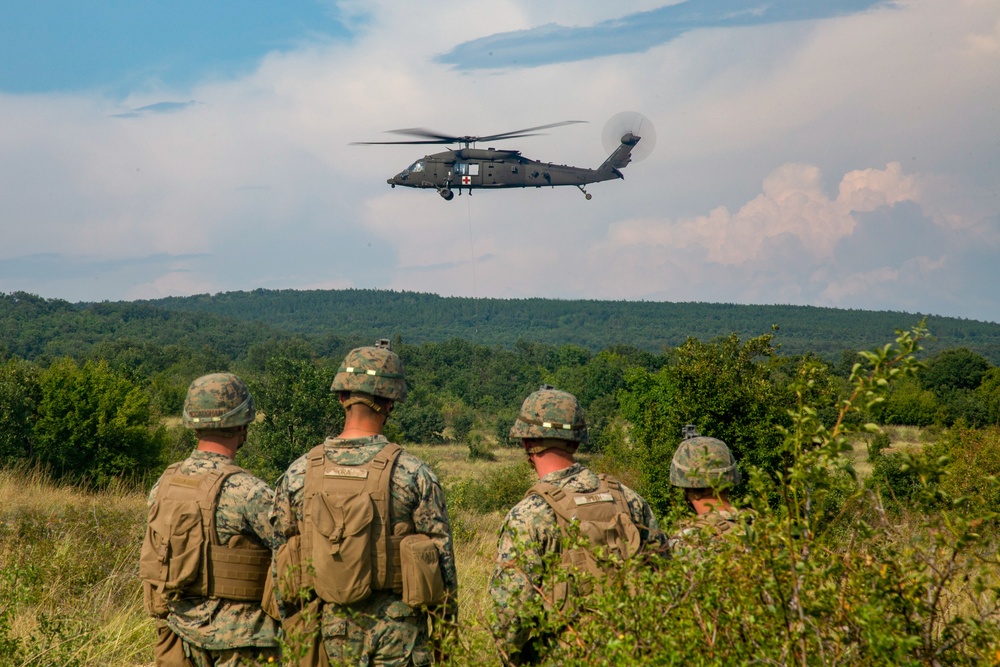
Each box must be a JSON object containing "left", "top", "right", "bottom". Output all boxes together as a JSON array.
[
  {"left": 182, "top": 373, "right": 255, "bottom": 430},
  {"left": 510, "top": 386, "right": 588, "bottom": 449},
  {"left": 330, "top": 345, "right": 407, "bottom": 402},
  {"left": 669, "top": 436, "right": 741, "bottom": 488}
]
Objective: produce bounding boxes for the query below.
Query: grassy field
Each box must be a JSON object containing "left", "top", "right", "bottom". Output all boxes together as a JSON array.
[
  {"left": 1, "top": 432, "right": 953, "bottom": 665},
  {"left": 0, "top": 444, "right": 534, "bottom": 666},
  {"left": 846, "top": 424, "right": 929, "bottom": 479}
]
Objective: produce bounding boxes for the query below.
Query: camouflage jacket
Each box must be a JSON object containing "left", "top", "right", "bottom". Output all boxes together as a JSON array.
[
  {"left": 667, "top": 507, "right": 752, "bottom": 551},
  {"left": 269, "top": 435, "right": 458, "bottom": 617},
  {"left": 489, "top": 463, "right": 667, "bottom": 659},
  {"left": 147, "top": 450, "right": 280, "bottom": 650}
]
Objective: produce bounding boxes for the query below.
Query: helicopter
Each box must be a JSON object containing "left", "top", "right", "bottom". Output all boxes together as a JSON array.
[{"left": 352, "top": 113, "right": 655, "bottom": 201}]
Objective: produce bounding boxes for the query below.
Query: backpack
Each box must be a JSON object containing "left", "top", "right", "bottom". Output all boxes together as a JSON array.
[
  {"left": 299, "top": 443, "right": 406, "bottom": 605},
  {"left": 528, "top": 474, "right": 642, "bottom": 608},
  {"left": 139, "top": 462, "right": 272, "bottom": 615}
]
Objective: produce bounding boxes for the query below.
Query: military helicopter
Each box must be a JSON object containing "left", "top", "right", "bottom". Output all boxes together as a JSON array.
[{"left": 352, "top": 112, "right": 655, "bottom": 201}]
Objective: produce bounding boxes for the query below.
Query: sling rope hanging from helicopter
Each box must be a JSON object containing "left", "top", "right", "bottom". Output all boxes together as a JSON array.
[{"left": 466, "top": 195, "right": 479, "bottom": 343}]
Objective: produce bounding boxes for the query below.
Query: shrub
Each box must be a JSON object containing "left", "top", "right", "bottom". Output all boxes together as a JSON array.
[
  {"left": 467, "top": 433, "right": 497, "bottom": 462},
  {"left": 32, "top": 358, "right": 165, "bottom": 486},
  {"left": 485, "top": 324, "right": 1000, "bottom": 666},
  {"left": 446, "top": 462, "right": 534, "bottom": 514},
  {"left": 867, "top": 430, "right": 891, "bottom": 460},
  {"left": 615, "top": 332, "right": 791, "bottom": 516}
]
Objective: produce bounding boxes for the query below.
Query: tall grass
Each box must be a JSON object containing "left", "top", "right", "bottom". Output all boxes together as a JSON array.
[{"left": 0, "top": 466, "right": 155, "bottom": 666}]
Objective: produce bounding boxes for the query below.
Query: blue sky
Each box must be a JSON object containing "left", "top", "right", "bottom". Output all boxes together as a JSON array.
[
  {"left": 2, "top": 0, "right": 999, "bottom": 325},
  {"left": 0, "top": 2, "right": 351, "bottom": 93}
]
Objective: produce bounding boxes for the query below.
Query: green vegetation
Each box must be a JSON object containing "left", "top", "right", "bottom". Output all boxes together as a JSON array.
[{"left": 4, "top": 289, "right": 1000, "bottom": 663}]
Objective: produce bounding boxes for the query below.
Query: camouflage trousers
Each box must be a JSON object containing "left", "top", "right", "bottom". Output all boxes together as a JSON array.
[
  {"left": 154, "top": 621, "right": 280, "bottom": 666},
  {"left": 283, "top": 593, "right": 433, "bottom": 667}
]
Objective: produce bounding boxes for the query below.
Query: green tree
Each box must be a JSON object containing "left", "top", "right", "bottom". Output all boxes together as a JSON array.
[
  {"left": 240, "top": 354, "right": 343, "bottom": 482},
  {"left": 616, "top": 332, "right": 791, "bottom": 515},
  {"left": 920, "top": 347, "right": 991, "bottom": 394},
  {"left": 975, "top": 367, "right": 1000, "bottom": 426},
  {"left": 33, "top": 358, "right": 165, "bottom": 485},
  {"left": 0, "top": 359, "right": 41, "bottom": 465},
  {"left": 881, "top": 376, "right": 939, "bottom": 426}
]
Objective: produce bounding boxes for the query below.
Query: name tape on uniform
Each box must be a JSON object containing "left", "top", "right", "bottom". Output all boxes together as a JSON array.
[
  {"left": 574, "top": 492, "right": 614, "bottom": 506},
  {"left": 325, "top": 467, "right": 370, "bottom": 479}
]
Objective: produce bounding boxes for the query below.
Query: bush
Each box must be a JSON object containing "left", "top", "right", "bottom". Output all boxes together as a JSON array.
[
  {"left": 867, "top": 430, "right": 891, "bottom": 460},
  {"left": 32, "top": 358, "right": 165, "bottom": 486},
  {"left": 467, "top": 433, "right": 497, "bottom": 462},
  {"left": 614, "top": 332, "right": 791, "bottom": 516},
  {"left": 486, "top": 325, "right": 1000, "bottom": 665},
  {"left": 447, "top": 462, "right": 534, "bottom": 514}
]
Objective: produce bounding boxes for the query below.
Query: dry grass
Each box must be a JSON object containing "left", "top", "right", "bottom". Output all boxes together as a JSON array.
[
  {"left": 0, "top": 446, "right": 527, "bottom": 666},
  {"left": 0, "top": 467, "right": 155, "bottom": 665},
  {"left": 846, "top": 425, "right": 932, "bottom": 480}
]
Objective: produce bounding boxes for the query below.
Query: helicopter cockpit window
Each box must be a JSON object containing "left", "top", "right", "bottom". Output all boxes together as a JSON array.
[
  {"left": 455, "top": 163, "right": 480, "bottom": 176},
  {"left": 407, "top": 161, "right": 425, "bottom": 173}
]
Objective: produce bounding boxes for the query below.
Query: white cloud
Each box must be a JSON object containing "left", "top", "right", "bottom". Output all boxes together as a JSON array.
[{"left": 0, "top": 0, "right": 998, "bottom": 323}]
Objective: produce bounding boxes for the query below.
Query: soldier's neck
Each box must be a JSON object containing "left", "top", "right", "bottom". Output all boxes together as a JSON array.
[
  {"left": 337, "top": 407, "right": 385, "bottom": 439},
  {"left": 530, "top": 451, "right": 575, "bottom": 479},
  {"left": 196, "top": 438, "right": 238, "bottom": 460}
]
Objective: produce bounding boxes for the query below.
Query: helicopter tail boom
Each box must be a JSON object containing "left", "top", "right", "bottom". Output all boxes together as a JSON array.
[{"left": 597, "top": 132, "right": 641, "bottom": 176}]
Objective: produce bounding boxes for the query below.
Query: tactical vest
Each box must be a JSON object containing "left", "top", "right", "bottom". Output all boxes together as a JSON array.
[
  {"left": 528, "top": 474, "right": 642, "bottom": 607},
  {"left": 139, "top": 462, "right": 272, "bottom": 612},
  {"left": 298, "top": 443, "right": 409, "bottom": 605}
]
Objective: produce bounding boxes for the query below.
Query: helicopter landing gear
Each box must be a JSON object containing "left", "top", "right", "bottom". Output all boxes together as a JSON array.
[
  {"left": 438, "top": 187, "right": 454, "bottom": 201},
  {"left": 577, "top": 185, "right": 592, "bottom": 200}
]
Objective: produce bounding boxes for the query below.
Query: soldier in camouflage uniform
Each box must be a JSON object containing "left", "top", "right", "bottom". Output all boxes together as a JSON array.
[
  {"left": 270, "top": 341, "right": 457, "bottom": 667},
  {"left": 489, "top": 386, "right": 667, "bottom": 666},
  {"left": 667, "top": 426, "right": 750, "bottom": 549},
  {"left": 142, "top": 373, "right": 280, "bottom": 667}
]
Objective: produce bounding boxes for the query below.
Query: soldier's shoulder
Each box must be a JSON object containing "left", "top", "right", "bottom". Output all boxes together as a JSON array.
[
  {"left": 501, "top": 494, "right": 555, "bottom": 532},
  {"left": 224, "top": 469, "right": 274, "bottom": 496},
  {"left": 395, "top": 450, "right": 440, "bottom": 482}
]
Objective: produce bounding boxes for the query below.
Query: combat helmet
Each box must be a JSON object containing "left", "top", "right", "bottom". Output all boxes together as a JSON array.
[
  {"left": 182, "top": 372, "right": 255, "bottom": 429},
  {"left": 669, "top": 425, "right": 741, "bottom": 488},
  {"left": 510, "top": 385, "right": 588, "bottom": 453},
  {"left": 330, "top": 339, "right": 408, "bottom": 403}
]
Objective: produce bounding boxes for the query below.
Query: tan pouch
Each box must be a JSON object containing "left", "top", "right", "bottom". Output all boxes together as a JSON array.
[
  {"left": 275, "top": 534, "right": 305, "bottom": 603},
  {"left": 310, "top": 492, "right": 375, "bottom": 605},
  {"left": 282, "top": 598, "right": 330, "bottom": 667},
  {"left": 140, "top": 499, "right": 205, "bottom": 595},
  {"left": 153, "top": 621, "right": 194, "bottom": 667},
  {"left": 143, "top": 581, "right": 169, "bottom": 618},
  {"left": 400, "top": 534, "right": 445, "bottom": 608},
  {"left": 261, "top": 565, "right": 280, "bottom": 621}
]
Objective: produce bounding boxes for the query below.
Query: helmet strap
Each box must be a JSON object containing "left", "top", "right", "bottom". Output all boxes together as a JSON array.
[{"left": 343, "top": 392, "right": 384, "bottom": 414}]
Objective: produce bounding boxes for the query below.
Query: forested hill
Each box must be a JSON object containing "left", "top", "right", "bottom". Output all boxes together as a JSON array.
[
  {"left": 143, "top": 288, "right": 1000, "bottom": 363},
  {"left": 4, "top": 289, "right": 999, "bottom": 364}
]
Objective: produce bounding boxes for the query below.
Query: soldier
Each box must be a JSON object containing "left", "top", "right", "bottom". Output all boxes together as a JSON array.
[
  {"left": 489, "top": 386, "right": 667, "bottom": 666},
  {"left": 668, "top": 425, "right": 749, "bottom": 547},
  {"left": 140, "top": 373, "right": 280, "bottom": 666},
  {"left": 270, "top": 340, "right": 457, "bottom": 667}
]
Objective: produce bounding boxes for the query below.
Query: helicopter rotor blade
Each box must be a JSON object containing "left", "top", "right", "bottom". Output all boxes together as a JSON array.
[
  {"left": 386, "top": 128, "right": 459, "bottom": 142},
  {"left": 350, "top": 139, "right": 455, "bottom": 145},
  {"left": 475, "top": 120, "right": 587, "bottom": 143},
  {"left": 351, "top": 120, "right": 587, "bottom": 146}
]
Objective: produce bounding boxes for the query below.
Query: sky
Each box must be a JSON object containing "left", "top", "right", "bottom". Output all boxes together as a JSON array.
[{"left": 1, "top": 0, "right": 999, "bottom": 324}]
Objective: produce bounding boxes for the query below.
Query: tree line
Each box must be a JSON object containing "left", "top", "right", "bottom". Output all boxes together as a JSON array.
[
  {"left": 3, "top": 303, "right": 1000, "bottom": 493},
  {"left": 6, "top": 289, "right": 1000, "bottom": 365}
]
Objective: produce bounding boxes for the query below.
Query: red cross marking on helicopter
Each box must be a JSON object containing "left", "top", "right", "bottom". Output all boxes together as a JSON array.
[{"left": 461, "top": 176, "right": 472, "bottom": 185}]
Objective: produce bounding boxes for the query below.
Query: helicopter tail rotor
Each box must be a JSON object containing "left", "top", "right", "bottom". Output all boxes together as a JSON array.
[{"left": 602, "top": 112, "right": 656, "bottom": 162}]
